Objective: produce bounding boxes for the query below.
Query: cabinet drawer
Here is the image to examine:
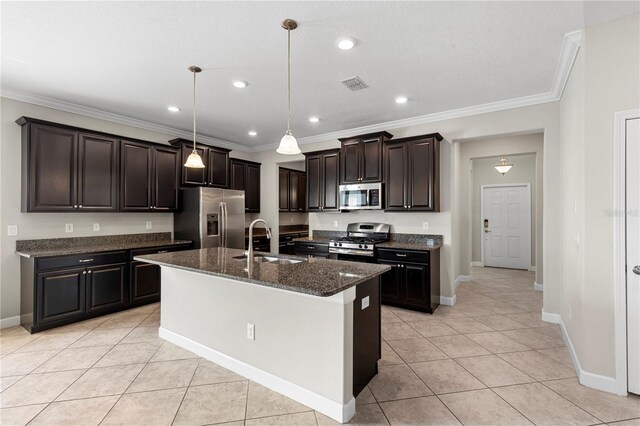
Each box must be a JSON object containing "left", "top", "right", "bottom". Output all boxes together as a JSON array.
[
  {"left": 129, "top": 244, "right": 192, "bottom": 260},
  {"left": 294, "top": 242, "right": 329, "bottom": 254},
  {"left": 376, "top": 248, "right": 429, "bottom": 264},
  {"left": 37, "top": 251, "right": 127, "bottom": 271}
]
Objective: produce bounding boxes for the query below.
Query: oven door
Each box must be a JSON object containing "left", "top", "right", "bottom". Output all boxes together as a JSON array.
[
  {"left": 335, "top": 253, "right": 376, "bottom": 263},
  {"left": 339, "top": 184, "right": 382, "bottom": 210}
]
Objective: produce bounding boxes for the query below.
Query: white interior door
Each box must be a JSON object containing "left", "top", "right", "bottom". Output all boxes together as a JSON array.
[
  {"left": 482, "top": 185, "right": 531, "bottom": 270},
  {"left": 626, "top": 117, "right": 640, "bottom": 395}
]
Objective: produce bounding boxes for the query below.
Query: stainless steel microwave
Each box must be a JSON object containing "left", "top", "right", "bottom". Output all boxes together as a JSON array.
[{"left": 339, "top": 183, "right": 383, "bottom": 210}]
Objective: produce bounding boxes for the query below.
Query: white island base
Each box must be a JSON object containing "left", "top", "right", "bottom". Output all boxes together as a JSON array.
[{"left": 158, "top": 266, "right": 380, "bottom": 423}]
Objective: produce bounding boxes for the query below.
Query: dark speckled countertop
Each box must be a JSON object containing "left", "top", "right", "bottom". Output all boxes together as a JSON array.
[
  {"left": 16, "top": 232, "right": 192, "bottom": 258},
  {"left": 135, "top": 247, "right": 390, "bottom": 297}
]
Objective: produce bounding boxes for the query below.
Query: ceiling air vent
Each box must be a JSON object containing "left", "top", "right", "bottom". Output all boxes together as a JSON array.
[{"left": 340, "top": 76, "right": 368, "bottom": 91}]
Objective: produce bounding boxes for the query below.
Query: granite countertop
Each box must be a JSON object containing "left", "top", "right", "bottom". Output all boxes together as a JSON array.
[
  {"left": 377, "top": 241, "right": 442, "bottom": 251},
  {"left": 16, "top": 233, "right": 192, "bottom": 258},
  {"left": 135, "top": 247, "right": 390, "bottom": 297}
]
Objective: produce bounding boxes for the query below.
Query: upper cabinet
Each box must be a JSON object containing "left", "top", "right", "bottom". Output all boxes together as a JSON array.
[
  {"left": 230, "top": 159, "right": 261, "bottom": 212},
  {"left": 279, "top": 167, "right": 306, "bottom": 212},
  {"left": 18, "top": 118, "right": 119, "bottom": 212},
  {"left": 384, "top": 133, "right": 442, "bottom": 212},
  {"left": 305, "top": 149, "right": 340, "bottom": 212},
  {"left": 120, "top": 140, "right": 179, "bottom": 212},
  {"left": 168, "top": 139, "right": 230, "bottom": 188},
  {"left": 339, "top": 131, "right": 392, "bottom": 184}
]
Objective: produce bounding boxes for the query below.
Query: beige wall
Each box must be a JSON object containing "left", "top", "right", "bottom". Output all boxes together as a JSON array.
[
  {"left": 559, "top": 13, "right": 640, "bottom": 379},
  {"left": 0, "top": 97, "right": 254, "bottom": 323},
  {"left": 471, "top": 153, "right": 538, "bottom": 267}
]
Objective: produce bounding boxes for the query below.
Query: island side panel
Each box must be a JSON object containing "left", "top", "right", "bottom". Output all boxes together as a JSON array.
[
  {"left": 159, "top": 266, "right": 355, "bottom": 411},
  {"left": 352, "top": 276, "right": 381, "bottom": 397}
]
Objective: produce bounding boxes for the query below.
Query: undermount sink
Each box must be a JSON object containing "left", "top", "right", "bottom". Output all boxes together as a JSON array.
[{"left": 232, "top": 254, "right": 304, "bottom": 265}]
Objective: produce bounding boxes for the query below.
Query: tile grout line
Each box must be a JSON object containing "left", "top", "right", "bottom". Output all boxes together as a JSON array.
[{"left": 170, "top": 354, "right": 201, "bottom": 425}]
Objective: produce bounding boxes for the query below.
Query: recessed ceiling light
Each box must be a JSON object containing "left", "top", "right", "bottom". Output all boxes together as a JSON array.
[
  {"left": 395, "top": 96, "right": 408, "bottom": 104},
  {"left": 309, "top": 117, "right": 320, "bottom": 123},
  {"left": 233, "top": 80, "right": 248, "bottom": 88},
  {"left": 336, "top": 37, "right": 356, "bottom": 50},
  {"left": 248, "top": 131, "right": 257, "bottom": 136},
  {"left": 167, "top": 106, "right": 180, "bottom": 112}
]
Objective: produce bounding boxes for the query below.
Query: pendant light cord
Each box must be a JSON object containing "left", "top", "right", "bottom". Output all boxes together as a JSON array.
[
  {"left": 192, "top": 69, "right": 197, "bottom": 151},
  {"left": 287, "top": 26, "right": 291, "bottom": 134}
]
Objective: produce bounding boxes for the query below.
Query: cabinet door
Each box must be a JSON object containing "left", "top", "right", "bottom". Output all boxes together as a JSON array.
[
  {"left": 230, "top": 160, "right": 246, "bottom": 191},
  {"left": 378, "top": 260, "right": 402, "bottom": 303},
  {"left": 130, "top": 261, "right": 161, "bottom": 305},
  {"left": 153, "top": 146, "right": 179, "bottom": 211},
  {"left": 384, "top": 143, "right": 408, "bottom": 210},
  {"left": 77, "top": 133, "right": 118, "bottom": 211},
  {"left": 296, "top": 172, "right": 307, "bottom": 212},
  {"left": 181, "top": 143, "right": 208, "bottom": 186},
  {"left": 208, "top": 148, "right": 229, "bottom": 188},
  {"left": 279, "top": 168, "right": 290, "bottom": 211},
  {"left": 120, "top": 141, "right": 152, "bottom": 211},
  {"left": 408, "top": 138, "right": 437, "bottom": 211},
  {"left": 322, "top": 152, "right": 339, "bottom": 211},
  {"left": 246, "top": 164, "right": 261, "bottom": 212},
  {"left": 27, "top": 124, "right": 78, "bottom": 212},
  {"left": 86, "top": 263, "right": 127, "bottom": 313},
  {"left": 289, "top": 171, "right": 299, "bottom": 211},
  {"left": 306, "top": 155, "right": 322, "bottom": 211},
  {"left": 340, "top": 139, "right": 361, "bottom": 184},
  {"left": 402, "top": 263, "right": 430, "bottom": 308},
  {"left": 361, "top": 137, "right": 383, "bottom": 182},
  {"left": 36, "top": 267, "right": 86, "bottom": 325}
]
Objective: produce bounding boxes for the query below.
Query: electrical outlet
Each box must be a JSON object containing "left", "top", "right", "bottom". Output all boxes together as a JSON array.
[
  {"left": 146, "top": 221, "right": 152, "bottom": 230},
  {"left": 65, "top": 224, "right": 73, "bottom": 233},
  {"left": 7, "top": 225, "right": 18, "bottom": 236},
  {"left": 93, "top": 223, "right": 100, "bottom": 232},
  {"left": 422, "top": 222, "right": 429, "bottom": 231},
  {"left": 334, "top": 220, "right": 339, "bottom": 228},
  {"left": 361, "top": 296, "right": 370, "bottom": 310},
  {"left": 247, "top": 323, "right": 255, "bottom": 340}
]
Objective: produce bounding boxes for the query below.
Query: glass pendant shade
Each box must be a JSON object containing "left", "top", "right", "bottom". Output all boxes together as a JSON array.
[
  {"left": 277, "top": 132, "right": 301, "bottom": 155},
  {"left": 494, "top": 157, "right": 513, "bottom": 175},
  {"left": 184, "top": 150, "right": 205, "bottom": 168}
]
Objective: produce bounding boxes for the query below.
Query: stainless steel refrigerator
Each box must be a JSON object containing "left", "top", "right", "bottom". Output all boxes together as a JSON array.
[{"left": 174, "top": 187, "right": 245, "bottom": 249}]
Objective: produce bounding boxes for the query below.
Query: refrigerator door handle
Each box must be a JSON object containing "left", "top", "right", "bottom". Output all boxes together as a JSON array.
[
  {"left": 222, "top": 202, "right": 228, "bottom": 248},
  {"left": 219, "top": 201, "right": 226, "bottom": 247}
]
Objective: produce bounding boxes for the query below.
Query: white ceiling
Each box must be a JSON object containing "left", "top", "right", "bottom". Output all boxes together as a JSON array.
[{"left": 1, "top": 1, "right": 636, "bottom": 150}]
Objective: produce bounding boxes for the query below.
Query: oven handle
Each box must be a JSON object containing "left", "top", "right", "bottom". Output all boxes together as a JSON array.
[{"left": 329, "top": 248, "right": 374, "bottom": 257}]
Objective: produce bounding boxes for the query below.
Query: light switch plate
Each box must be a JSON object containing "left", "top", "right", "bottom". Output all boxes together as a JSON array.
[
  {"left": 361, "top": 296, "right": 370, "bottom": 310},
  {"left": 333, "top": 220, "right": 339, "bottom": 228},
  {"left": 93, "top": 223, "right": 100, "bottom": 232},
  {"left": 146, "top": 221, "right": 152, "bottom": 230},
  {"left": 422, "top": 222, "right": 429, "bottom": 230},
  {"left": 65, "top": 224, "right": 73, "bottom": 233},
  {"left": 247, "top": 323, "right": 255, "bottom": 340},
  {"left": 7, "top": 225, "right": 18, "bottom": 236}
]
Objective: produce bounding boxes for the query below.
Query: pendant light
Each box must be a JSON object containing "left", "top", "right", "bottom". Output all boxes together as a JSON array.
[
  {"left": 494, "top": 157, "right": 513, "bottom": 175},
  {"left": 184, "top": 65, "right": 206, "bottom": 168},
  {"left": 276, "top": 19, "right": 302, "bottom": 155}
]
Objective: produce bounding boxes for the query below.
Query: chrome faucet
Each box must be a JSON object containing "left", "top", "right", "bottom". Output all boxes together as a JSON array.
[{"left": 246, "top": 219, "right": 272, "bottom": 267}]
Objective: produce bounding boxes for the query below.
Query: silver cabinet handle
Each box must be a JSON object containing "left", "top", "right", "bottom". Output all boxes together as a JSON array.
[
  {"left": 307, "top": 246, "right": 315, "bottom": 250},
  {"left": 634, "top": 266, "right": 640, "bottom": 275},
  {"left": 157, "top": 250, "right": 168, "bottom": 254},
  {"left": 79, "top": 205, "right": 83, "bottom": 208},
  {"left": 396, "top": 253, "right": 407, "bottom": 257},
  {"left": 82, "top": 271, "right": 87, "bottom": 275},
  {"left": 73, "top": 205, "right": 78, "bottom": 208},
  {"left": 87, "top": 270, "right": 92, "bottom": 274},
  {"left": 79, "top": 258, "right": 94, "bottom": 263}
]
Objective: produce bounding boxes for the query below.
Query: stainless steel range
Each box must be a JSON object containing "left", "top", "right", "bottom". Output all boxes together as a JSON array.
[{"left": 329, "top": 223, "right": 391, "bottom": 259}]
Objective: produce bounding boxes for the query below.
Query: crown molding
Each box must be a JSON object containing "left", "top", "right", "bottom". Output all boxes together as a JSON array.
[
  {"left": 3, "top": 30, "right": 581, "bottom": 153},
  {"left": 1, "top": 89, "right": 249, "bottom": 152}
]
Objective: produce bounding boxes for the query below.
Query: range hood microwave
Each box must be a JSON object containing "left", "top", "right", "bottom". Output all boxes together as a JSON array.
[{"left": 339, "top": 183, "right": 383, "bottom": 210}]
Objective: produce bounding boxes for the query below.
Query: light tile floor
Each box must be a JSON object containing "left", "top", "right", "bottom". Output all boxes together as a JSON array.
[{"left": 1, "top": 267, "right": 639, "bottom": 425}]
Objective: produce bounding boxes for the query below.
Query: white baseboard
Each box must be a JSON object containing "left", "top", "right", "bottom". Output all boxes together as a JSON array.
[
  {"left": 159, "top": 327, "right": 356, "bottom": 423},
  {"left": 471, "top": 261, "right": 484, "bottom": 267},
  {"left": 550, "top": 312, "right": 625, "bottom": 395},
  {"left": 439, "top": 295, "right": 457, "bottom": 306},
  {"left": 0, "top": 316, "right": 21, "bottom": 329},
  {"left": 454, "top": 275, "right": 471, "bottom": 290},
  {"left": 534, "top": 282, "right": 543, "bottom": 291},
  {"left": 528, "top": 266, "right": 537, "bottom": 272}
]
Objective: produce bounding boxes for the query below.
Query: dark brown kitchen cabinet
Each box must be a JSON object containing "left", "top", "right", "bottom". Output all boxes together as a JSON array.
[
  {"left": 130, "top": 261, "right": 161, "bottom": 305},
  {"left": 305, "top": 149, "right": 339, "bottom": 212},
  {"left": 230, "top": 159, "right": 261, "bottom": 212},
  {"left": 384, "top": 133, "right": 442, "bottom": 212},
  {"left": 120, "top": 140, "right": 179, "bottom": 212},
  {"left": 86, "top": 263, "right": 128, "bottom": 313},
  {"left": 339, "top": 131, "right": 392, "bottom": 184},
  {"left": 376, "top": 247, "right": 440, "bottom": 313},
  {"left": 279, "top": 168, "right": 306, "bottom": 212},
  {"left": 17, "top": 118, "right": 119, "bottom": 212},
  {"left": 36, "top": 267, "right": 87, "bottom": 326},
  {"left": 169, "top": 139, "right": 230, "bottom": 188}
]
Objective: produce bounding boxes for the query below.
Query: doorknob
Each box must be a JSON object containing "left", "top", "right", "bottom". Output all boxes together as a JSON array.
[
  {"left": 633, "top": 266, "right": 640, "bottom": 275},
  {"left": 484, "top": 230, "right": 491, "bottom": 233}
]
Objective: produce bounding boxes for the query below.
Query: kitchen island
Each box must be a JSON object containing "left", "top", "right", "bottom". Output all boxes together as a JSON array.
[{"left": 135, "top": 247, "right": 390, "bottom": 423}]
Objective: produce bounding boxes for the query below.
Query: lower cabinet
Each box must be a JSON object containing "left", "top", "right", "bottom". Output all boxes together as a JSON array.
[
  {"left": 293, "top": 241, "right": 330, "bottom": 258},
  {"left": 376, "top": 248, "right": 440, "bottom": 313},
  {"left": 245, "top": 235, "right": 270, "bottom": 252},
  {"left": 23, "top": 243, "right": 191, "bottom": 333}
]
